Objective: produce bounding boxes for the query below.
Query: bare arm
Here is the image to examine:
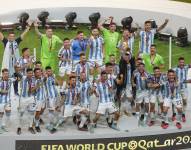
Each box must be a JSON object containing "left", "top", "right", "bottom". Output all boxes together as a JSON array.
[
  {"left": 34, "top": 21, "right": 42, "bottom": 37},
  {"left": 0, "top": 32, "right": 4, "bottom": 41},
  {"left": 156, "top": 19, "right": 169, "bottom": 32}
]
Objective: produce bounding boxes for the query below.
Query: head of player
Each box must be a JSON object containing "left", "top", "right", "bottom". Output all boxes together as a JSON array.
[
  {"left": 138, "top": 63, "right": 145, "bottom": 74},
  {"left": 144, "top": 20, "right": 152, "bottom": 32},
  {"left": 69, "top": 75, "right": 76, "bottom": 88},
  {"left": 109, "top": 22, "right": 117, "bottom": 33},
  {"left": 91, "top": 27, "right": 100, "bottom": 37},
  {"left": 63, "top": 38, "right": 71, "bottom": 49},
  {"left": 7, "top": 32, "right": 16, "bottom": 42},
  {"left": 136, "top": 57, "right": 143, "bottom": 68},
  {"left": 80, "top": 72, "right": 86, "bottom": 82},
  {"left": 167, "top": 69, "right": 176, "bottom": 82},
  {"left": 80, "top": 52, "right": 86, "bottom": 65},
  {"left": 153, "top": 66, "right": 161, "bottom": 78},
  {"left": 22, "top": 47, "right": 30, "bottom": 58},
  {"left": 76, "top": 31, "right": 84, "bottom": 41},
  {"left": 45, "top": 66, "right": 53, "bottom": 77},
  {"left": 2, "top": 68, "right": 9, "bottom": 81},
  {"left": 100, "top": 71, "right": 108, "bottom": 82},
  {"left": 122, "top": 29, "right": 131, "bottom": 40},
  {"left": 45, "top": 27, "right": 53, "bottom": 38},
  {"left": 26, "top": 68, "right": 33, "bottom": 79},
  {"left": 109, "top": 54, "right": 116, "bottom": 65},
  {"left": 105, "top": 63, "right": 113, "bottom": 75},
  {"left": 123, "top": 51, "right": 131, "bottom": 63},
  {"left": 150, "top": 44, "right": 157, "bottom": 56},
  {"left": 35, "top": 61, "right": 42, "bottom": 69},
  {"left": 34, "top": 68, "right": 42, "bottom": 79},
  {"left": 178, "top": 57, "right": 185, "bottom": 69}
]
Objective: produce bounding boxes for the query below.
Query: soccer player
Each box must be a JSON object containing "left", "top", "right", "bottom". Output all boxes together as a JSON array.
[
  {"left": 0, "top": 69, "right": 13, "bottom": 133},
  {"left": 75, "top": 52, "right": 94, "bottom": 81},
  {"left": 161, "top": 69, "right": 183, "bottom": 129},
  {"left": 76, "top": 72, "right": 92, "bottom": 131},
  {"left": 0, "top": 22, "right": 32, "bottom": 76},
  {"left": 98, "top": 17, "right": 120, "bottom": 63},
  {"left": 71, "top": 31, "right": 88, "bottom": 64},
  {"left": 92, "top": 71, "right": 119, "bottom": 130},
  {"left": 58, "top": 38, "right": 72, "bottom": 77},
  {"left": 141, "top": 44, "right": 165, "bottom": 74},
  {"left": 17, "top": 68, "right": 36, "bottom": 135},
  {"left": 147, "top": 67, "right": 165, "bottom": 126},
  {"left": 16, "top": 48, "right": 34, "bottom": 76},
  {"left": 139, "top": 19, "right": 168, "bottom": 54},
  {"left": 132, "top": 63, "right": 150, "bottom": 125},
  {"left": 117, "top": 29, "right": 134, "bottom": 55},
  {"left": 31, "top": 68, "right": 47, "bottom": 132},
  {"left": 172, "top": 57, "right": 191, "bottom": 122},
  {"left": 88, "top": 27, "right": 104, "bottom": 66},
  {"left": 34, "top": 21, "right": 62, "bottom": 70},
  {"left": 44, "top": 66, "right": 60, "bottom": 133}
]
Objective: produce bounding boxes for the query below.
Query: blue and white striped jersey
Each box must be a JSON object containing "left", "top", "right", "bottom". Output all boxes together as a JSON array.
[
  {"left": 0, "top": 79, "right": 12, "bottom": 104},
  {"left": 173, "top": 65, "right": 190, "bottom": 89},
  {"left": 75, "top": 62, "right": 91, "bottom": 81},
  {"left": 140, "top": 29, "right": 156, "bottom": 54},
  {"left": 126, "top": 63, "right": 132, "bottom": 87},
  {"left": 20, "top": 76, "right": 35, "bottom": 98},
  {"left": 148, "top": 74, "right": 166, "bottom": 95},
  {"left": 33, "top": 77, "right": 46, "bottom": 101},
  {"left": 163, "top": 81, "right": 181, "bottom": 99},
  {"left": 88, "top": 36, "right": 104, "bottom": 60},
  {"left": 58, "top": 47, "right": 72, "bottom": 67},
  {"left": 117, "top": 36, "right": 135, "bottom": 53},
  {"left": 77, "top": 81, "right": 91, "bottom": 105},
  {"left": 64, "top": 87, "right": 79, "bottom": 106},
  {"left": 94, "top": 80, "right": 112, "bottom": 103},
  {"left": 45, "top": 75, "right": 58, "bottom": 99},
  {"left": 16, "top": 57, "right": 32, "bottom": 75},
  {"left": 133, "top": 71, "right": 150, "bottom": 91}
]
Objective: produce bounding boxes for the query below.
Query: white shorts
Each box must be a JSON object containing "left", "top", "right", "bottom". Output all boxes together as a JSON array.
[
  {"left": 96, "top": 102, "right": 118, "bottom": 115},
  {"left": 35, "top": 101, "right": 46, "bottom": 111},
  {"left": 20, "top": 97, "right": 35, "bottom": 113},
  {"left": 89, "top": 59, "right": 103, "bottom": 67},
  {"left": 125, "top": 86, "right": 133, "bottom": 98},
  {"left": 163, "top": 98, "right": 183, "bottom": 108},
  {"left": 136, "top": 91, "right": 149, "bottom": 103},
  {"left": 47, "top": 98, "right": 58, "bottom": 111},
  {"left": 59, "top": 66, "right": 72, "bottom": 77},
  {"left": 0, "top": 103, "right": 11, "bottom": 113},
  {"left": 150, "top": 94, "right": 163, "bottom": 103},
  {"left": 180, "top": 88, "right": 188, "bottom": 100},
  {"left": 64, "top": 105, "right": 81, "bottom": 117}
]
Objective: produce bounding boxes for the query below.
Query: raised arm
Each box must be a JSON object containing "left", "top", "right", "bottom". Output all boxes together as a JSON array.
[
  {"left": 156, "top": 19, "right": 169, "bottom": 32},
  {"left": 34, "top": 20, "right": 42, "bottom": 37},
  {"left": 98, "top": 16, "right": 113, "bottom": 31},
  {"left": 20, "top": 20, "right": 33, "bottom": 40},
  {"left": 0, "top": 31, "right": 4, "bottom": 41}
]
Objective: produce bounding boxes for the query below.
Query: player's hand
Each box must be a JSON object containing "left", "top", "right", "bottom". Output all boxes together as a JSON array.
[
  {"left": 165, "top": 19, "right": 169, "bottom": 23},
  {"left": 34, "top": 20, "right": 39, "bottom": 27},
  {"left": 27, "top": 20, "right": 33, "bottom": 27}
]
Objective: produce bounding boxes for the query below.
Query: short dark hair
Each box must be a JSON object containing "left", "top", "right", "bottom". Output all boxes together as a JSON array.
[
  {"left": 101, "top": 71, "right": 107, "bottom": 76},
  {"left": 109, "top": 54, "right": 115, "bottom": 57},
  {"left": 151, "top": 44, "right": 156, "bottom": 48},
  {"left": 2, "top": 68, "right": 9, "bottom": 73},
  {"left": 109, "top": 22, "right": 116, "bottom": 26},
  {"left": 80, "top": 52, "right": 85, "bottom": 57},
  {"left": 45, "top": 66, "right": 52, "bottom": 70},
  {"left": 35, "top": 61, "right": 42, "bottom": 65},
  {"left": 22, "top": 47, "right": 29, "bottom": 54},
  {"left": 137, "top": 57, "right": 143, "bottom": 61},
  {"left": 26, "top": 68, "right": 33, "bottom": 73},
  {"left": 178, "top": 57, "right": 184, "bottom": 61},
  {"left": 63, "top": 38, "right": 70, "bottom": 41},
  {"left": 139, "top": 62, "right": 145, "bottom": 66},
  {"left": 34, "top": 68, "right": 41, "bottom": 73},
  {"left": 168, "top": 69, "right": 175, "bottom": 74},
  {"left": 144, "top": 20, "right": 151, "bottom": 24},
  {"left": 8, "top": 32, "right": 15, "bottom": 35},
  {"left": 105, "top": 62, "right": 113, "bottom": 67},
  {"left": 153, "top": 66, "right": 160, "bottom": 71},
  {"left": 77, "top": 31, "right": 83, "bottom": 35},
  {"left": 46, "top": 26, "right": 53, "bottom": 30},
  {"left": 69, "top": 75, "right": 76, "bottom": 80},
  {"left": 91, "top": 27, "right": 99, "bottom": 30}
]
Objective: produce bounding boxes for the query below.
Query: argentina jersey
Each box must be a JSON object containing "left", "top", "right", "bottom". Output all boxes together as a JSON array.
[
  {"left": 78, "top": 81, "right": 91, "bottom": 106},
  {"left": 58, "top": 47, "right": 72, "bottom": 67},
  {"left": 126, "top": 63, "right": 132, "bottom": 87},
  {"left": 0, "top": 79, "right": 12, "bottom": 104},
  {"left": 140, "top": 29, "right": 156, "bottom": 54},
  {"left": 95, "top": 80, "right": 112, "bottom": 104},
  {"left": 163, "top": 81, "right": 181, "bottom": 99},
  {"left": 88, "top": 36, "right": 104, "bottom": 60},
  {"left": 64, "top": 87, "right": 79, "bottom": 105},
  {"left": 134, "top": 71, "right": 149, "bottom": 91},
  {"left": 45, "top": 76, "right": 58, "bottom": 99},
  {"left": 34, "top": 78, "right": 46, "bottom": 101},
  {"left": 20, "top": 76, "right": 35, "bottom": 98},
  {"left": 117, "top": 36, "right": 135, "bottom": 53},
  {"left": 75, "top": 62, "right": 91, "bottom": 81},
  {"left": 173, "top": 65, "right": 189, "bottom": 89}
]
